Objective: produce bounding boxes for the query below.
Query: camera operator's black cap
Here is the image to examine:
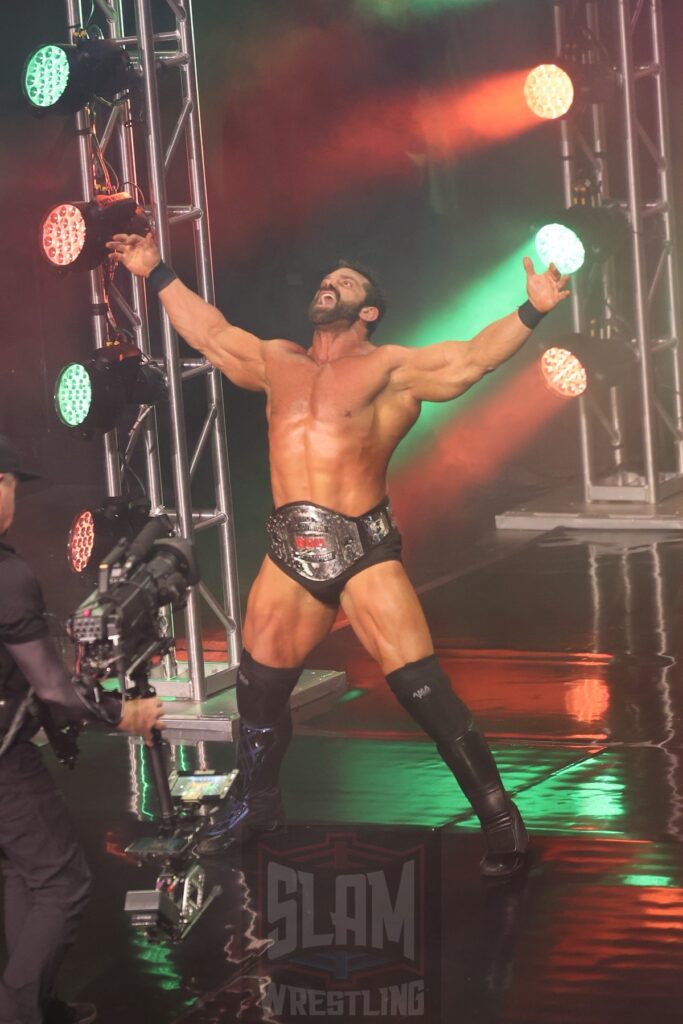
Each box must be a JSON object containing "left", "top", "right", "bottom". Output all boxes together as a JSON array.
[{"left": 0, "top": 436, "right": 40, "bottom": 482}]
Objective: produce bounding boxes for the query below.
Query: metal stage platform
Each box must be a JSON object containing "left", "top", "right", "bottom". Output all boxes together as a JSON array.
[
  {"left": 52, "top": 525, "right": 683, "bottom": 1024},
  {"left": 157, "top": 667, "right": 347, "bottom": 742},
  {"left": 496, "top": 484, "right": 683, "bottom": 531}
]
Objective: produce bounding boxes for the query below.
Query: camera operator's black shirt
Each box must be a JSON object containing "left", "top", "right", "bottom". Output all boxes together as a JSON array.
[
  {"left": 0, "top": 540, "right": 48, "bottom": 701},
  {"left": 0, "top": 539, "right": 123, "bottom": 730}
]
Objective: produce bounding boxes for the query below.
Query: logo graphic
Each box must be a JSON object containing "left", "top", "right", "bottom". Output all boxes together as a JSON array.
[{"left": 251, "top": 827, "right": 440, "bottom": 1021}]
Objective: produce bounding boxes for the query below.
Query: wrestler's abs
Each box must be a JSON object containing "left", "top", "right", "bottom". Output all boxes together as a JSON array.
[{"left": 265, "top": 345, "right": 419, "bottom": 517}]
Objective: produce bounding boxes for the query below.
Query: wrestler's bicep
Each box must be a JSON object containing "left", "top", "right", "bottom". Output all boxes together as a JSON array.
[
  {"left": 203, "top": 325, "right": 268, "bottom": 391},
  {"left": 389, "top": 341, "right": 481, "bottom": 402}
]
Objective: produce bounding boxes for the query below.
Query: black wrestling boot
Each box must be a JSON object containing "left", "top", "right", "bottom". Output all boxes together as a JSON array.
[
  {"left": 437, "top": 726, "right": 529, "bottom": 879},
  {"left": 386, "top": 655, "right": 529, "bottom": 878},
  {"left": 196, "top": 714, "right": 291, "bottom": 856}
]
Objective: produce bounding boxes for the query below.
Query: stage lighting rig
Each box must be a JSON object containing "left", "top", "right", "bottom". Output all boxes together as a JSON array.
[
  {"left": 534, "top": 203, "right": 629, "bottom": 275},
  {"left": 41, "top": 191, "right": 148, "bottom": 272},
  {"left": 524, "top": 63, "right": 574, "bottom": 120},
  {"left": 540, "top": 333, "right": 637, "bottom": 399},
  {"left": 68, "top": 497, "right": 152, "bottom": 576},
  {"left": 22, "top": 36, "right": 131, "bottom": 116},
  {"left": 55, "top": 337, "right": 165, "bottom": 436},
  {"left": 524, "top": 60, "right": 616, "bottom": 121}
]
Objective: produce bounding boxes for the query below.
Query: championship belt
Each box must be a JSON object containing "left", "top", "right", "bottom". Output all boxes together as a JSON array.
[{"left": 267, "top": 499, "right": 396, "bottom": 582}]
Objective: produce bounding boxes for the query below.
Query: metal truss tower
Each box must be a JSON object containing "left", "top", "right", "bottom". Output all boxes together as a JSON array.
[
  {"left": 497, "top": 0, "right": 683, "bottom": 530},
  {"left": 64, "top": 0, "right": 241, "bottom": 697}
]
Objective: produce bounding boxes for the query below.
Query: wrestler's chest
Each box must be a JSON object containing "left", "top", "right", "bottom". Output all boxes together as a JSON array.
[{"left": 268, "top": 362, "right": 382, "bottom": 420}]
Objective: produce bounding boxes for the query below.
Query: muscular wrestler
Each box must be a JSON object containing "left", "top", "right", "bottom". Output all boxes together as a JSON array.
[{"left": 108, "top": 232, "right": 569, "bottom": 876}]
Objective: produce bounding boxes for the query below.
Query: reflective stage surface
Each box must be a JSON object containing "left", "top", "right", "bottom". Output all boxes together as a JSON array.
[{"left": 22, "top": 528, "right": 683, "bottom": 1022}]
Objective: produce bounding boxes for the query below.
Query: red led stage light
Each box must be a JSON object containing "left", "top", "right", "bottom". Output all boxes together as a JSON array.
[
  {"left": 68, "top": 509, "right": 95, "bottom": 574},
  {"left": 539, "top": 335, "right": 637, "bottom": 401},
  {"left": 67, "top": 498, "right": 151, "bottom": 576},
  {"left": 541, "top": 347, "right": 588, "bottom": 399},
  {"left": 40, "top": 192, "right": 148, "bottom": 272},
  {"left": 42, "top": 203, "right": 87, "bottom": 267}
]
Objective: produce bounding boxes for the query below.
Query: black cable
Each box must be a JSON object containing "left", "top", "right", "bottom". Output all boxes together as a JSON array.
[
  {"left": 72, "top": 677, "right": 121, "bottom": 726},
  {"left": 121, "top": 458, "right": 147, "bottom": 499},
  {"left": 121, "top": 181, "right": 147, "bottom": 208}
]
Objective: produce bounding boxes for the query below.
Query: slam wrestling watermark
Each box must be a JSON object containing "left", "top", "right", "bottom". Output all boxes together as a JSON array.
[{"left": 251, "top": 827, "right": 440, "bottom": 1022}]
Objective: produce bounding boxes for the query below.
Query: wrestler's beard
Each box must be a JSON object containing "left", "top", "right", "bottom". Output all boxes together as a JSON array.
[{"left": 308, "top": 292, "right": 365, "bottom": 328}]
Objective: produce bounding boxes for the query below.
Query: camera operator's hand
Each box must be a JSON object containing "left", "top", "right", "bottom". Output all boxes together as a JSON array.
[{"left": 117, "top": 697, "right": 166, "bottom": 747}]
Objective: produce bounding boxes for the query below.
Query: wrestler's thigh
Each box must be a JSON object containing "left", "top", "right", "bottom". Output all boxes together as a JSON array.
[
  {"left": 242, "top": 556, "right": 338, "bottom": 667},
  {"left": 340, "top": 561, "right": 434, "bottom": 674}
]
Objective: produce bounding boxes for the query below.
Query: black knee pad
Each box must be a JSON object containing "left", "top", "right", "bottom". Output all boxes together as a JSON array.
[
  {"left": 236, "top": 649, "right": 303, "bottom": 726},
  {"left": 386, "top": 654, "right": 472, "bottom": 744}
]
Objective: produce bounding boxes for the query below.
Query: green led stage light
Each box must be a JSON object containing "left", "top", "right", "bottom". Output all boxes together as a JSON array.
[
  {"left": 55, "top": 363, "right": 93, "bottom": 427},
  {"left": 540, "top": 333, "right": 637, "bottom": 399},
  {"left": 535, "top": 223, "right": 586, "bottom": 275},
  {"left": 23, "top": 45, "right": 70, "bottom": 109},
  {"left": 68, "top": 497, "right": 151, "bottom": 575},
  {"left": 22, "top": 37, "right": 130, "bottom": 115},
  {"left": 55, "top": 353, "right": 125, "bottom": 433},
  {"left": 55, "top": 340, "right": 165, "bottom": 436},
  {"left": 41, "top": 192, "right": 148, "bottom": 271},
  {"left": 534, "top": 205, "right": 629, "bottom": 275}
]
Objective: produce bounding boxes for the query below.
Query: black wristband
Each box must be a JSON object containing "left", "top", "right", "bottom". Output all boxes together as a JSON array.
[
  {"left": 518, "top": 299, "right": 547, "bottom": 330},
  {"left": 147, "top": 259, "right": 177, "bottom": 294}
]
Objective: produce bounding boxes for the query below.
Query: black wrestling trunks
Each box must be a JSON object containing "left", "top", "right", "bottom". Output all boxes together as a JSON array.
[{"left": 266, "top": 497, "right": 402, "bottom": 606}]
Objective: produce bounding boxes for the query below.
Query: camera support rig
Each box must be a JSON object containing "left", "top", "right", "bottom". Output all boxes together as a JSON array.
[
  {"left": 123, "top": 700, "right": 237, "bottom": 940},
  {"left": 69, "top": 519, "right": 237, "bottom": 941},
  {"left": 122, "top": 662, "right": 236, "bottom": 943}
]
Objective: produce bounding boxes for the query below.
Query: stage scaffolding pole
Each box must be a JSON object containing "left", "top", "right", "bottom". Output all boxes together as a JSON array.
[
  {"left": 59, "top": 1, "right": 346, "bottom": 724},
  {"left": 497, "top": 0, "right": 683, "bottom": 531},
  {"left": 63, "top": 0, "right": 241, "bottom": 698}
]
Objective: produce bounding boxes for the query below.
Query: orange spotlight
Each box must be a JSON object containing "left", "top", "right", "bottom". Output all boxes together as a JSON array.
[
  {"left": 524, "top": 63, "right": 574, "bottom": 120},
  {"left": 541, "top": 346, "right": 588, "bottom": 399},
  {"left": 539, "top": 334, "right": 637, "bottom": 400}
]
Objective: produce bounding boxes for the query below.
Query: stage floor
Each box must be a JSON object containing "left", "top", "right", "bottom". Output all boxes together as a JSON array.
[{"left": 26, "top": 526, "right": 683, "bottom": 1023}]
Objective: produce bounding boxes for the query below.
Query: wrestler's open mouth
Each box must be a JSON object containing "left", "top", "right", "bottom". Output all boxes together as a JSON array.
[{"left": 317, "top": 289, "right": 338, "bottom": 307}]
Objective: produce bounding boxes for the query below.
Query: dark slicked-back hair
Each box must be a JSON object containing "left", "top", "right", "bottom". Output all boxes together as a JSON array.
[{"left": 335, "top": 259, "right": 387, "bottom": 336}]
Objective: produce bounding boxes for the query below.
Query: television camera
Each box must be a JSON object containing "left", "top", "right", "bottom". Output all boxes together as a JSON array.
[{"left": 68, "top": 515, "right": 237, "bottom": 941}]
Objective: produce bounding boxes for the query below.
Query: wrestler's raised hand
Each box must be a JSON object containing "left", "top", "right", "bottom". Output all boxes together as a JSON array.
[
  {"left": 107, "top": 231, "right": 161, "bottom": 278},
  {"left": 523, "top": 255, "right": 570, "bottom": 313}
]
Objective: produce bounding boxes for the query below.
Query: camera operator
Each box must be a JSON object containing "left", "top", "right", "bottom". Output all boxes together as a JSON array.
[{"left": 0, "top": 437, "right": 165, "bottom": 1024}]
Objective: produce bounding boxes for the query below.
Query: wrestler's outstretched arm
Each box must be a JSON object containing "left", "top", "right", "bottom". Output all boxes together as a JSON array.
[
  {"left": 388, "top": 257, "right": 569, "bottom": 403},
  {"left": 106, "top": 232, "right": 266, "bottom": 391}
]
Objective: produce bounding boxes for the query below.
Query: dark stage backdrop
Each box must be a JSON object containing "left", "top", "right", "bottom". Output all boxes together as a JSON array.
[{"left": 2, "top": 1, "right": 683, "bottom": 629}]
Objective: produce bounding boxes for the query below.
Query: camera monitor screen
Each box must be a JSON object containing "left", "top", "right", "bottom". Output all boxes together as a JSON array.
[{"left": 170, "top": 770, "right": 238, "bottom": 803}]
